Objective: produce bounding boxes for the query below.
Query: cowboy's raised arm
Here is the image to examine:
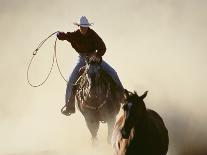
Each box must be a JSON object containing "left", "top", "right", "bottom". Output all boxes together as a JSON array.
[
  {"left": 57, "top": 31, "right": 76, "bottom": 43},
  {"left": 57, "top": 32, "right": 67, "bottom": 40}
]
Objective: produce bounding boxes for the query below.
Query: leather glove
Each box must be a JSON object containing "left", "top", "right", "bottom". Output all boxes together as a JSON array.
[{"left": 57, "top": 32, "right": 65, "bottom": 40}]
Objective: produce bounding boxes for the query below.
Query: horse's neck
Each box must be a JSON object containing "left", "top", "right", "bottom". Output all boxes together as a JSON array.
[
  {"left": 79, "top": 73, "right": 108, "bottom": 97},
  {"left": 94, "top": 71, "right": 110, "bottom": 89},
  {"left": 79, "top": 69, "right": 115, "bottom": 99},
  {"left": 134, "top": 112, "right": 148, "bottom": 131},
  {"left": 100, "top": 69, "right": 112, "bottom": 82}
]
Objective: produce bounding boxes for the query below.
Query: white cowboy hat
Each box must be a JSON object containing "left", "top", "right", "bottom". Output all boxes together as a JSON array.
[{"left": 74, "top": 16, "right": 94, "bottom": 27}]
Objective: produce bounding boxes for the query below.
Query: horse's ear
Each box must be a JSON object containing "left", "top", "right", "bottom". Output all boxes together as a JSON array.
[
  {"left": 140, "top": 91, "right": 148, "bottom": 100},
  {"left": 123, "top": 89, "right": 129, "bottom": 100},
  {"left": 85, "top": 57, "right": 90, "bottom": 64}
]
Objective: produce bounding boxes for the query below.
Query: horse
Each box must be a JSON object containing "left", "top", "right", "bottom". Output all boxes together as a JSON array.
[
  {"left": 74, "top": 58, "right": 122, "bottom": 144},
  {"left": 111, "top": 89, "right": 169, "bottom": 155}
]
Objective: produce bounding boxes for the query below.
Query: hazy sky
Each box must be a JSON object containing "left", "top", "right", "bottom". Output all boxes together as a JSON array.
[{"left": 0, "top": 0, "right": 207, "bottom": 155}]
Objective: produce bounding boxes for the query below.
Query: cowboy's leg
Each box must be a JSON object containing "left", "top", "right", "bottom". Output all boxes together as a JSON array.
[
  {"left": 101, "top": 60, "right": 123, "bottom": 89},
  {"left": 65, "top": 56, "right": 85, "bottom": 105}
]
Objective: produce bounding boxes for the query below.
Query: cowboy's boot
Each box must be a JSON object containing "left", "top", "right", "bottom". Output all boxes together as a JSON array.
[{"left": 61, "top": 84, "right": 77, "bottom": 116}]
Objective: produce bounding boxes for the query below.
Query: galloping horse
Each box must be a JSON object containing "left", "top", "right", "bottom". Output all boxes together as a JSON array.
[
  {"left": 112, "top": 90, "right": 169, "bottom": 155},
  {"left": 74, "top": 58, "right": 122, "bottom": 144}
]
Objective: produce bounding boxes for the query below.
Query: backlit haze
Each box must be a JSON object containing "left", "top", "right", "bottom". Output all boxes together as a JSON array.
[{"left": 0, "top": 0, "right": 207, "bottom": 155}]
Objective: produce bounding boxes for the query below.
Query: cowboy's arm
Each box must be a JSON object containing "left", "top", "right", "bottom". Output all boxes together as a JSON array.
[
  {"left": 57, "top": 32, "right": 67, "bottom": 40},
  {"left": 93, "top": 31, "right": 106, "bottom": 57},
  {"left": 57, "top": 32, "right": 73, "bottom": 42}
]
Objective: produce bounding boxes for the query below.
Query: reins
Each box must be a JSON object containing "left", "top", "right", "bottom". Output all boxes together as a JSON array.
[{"left": 27, "top": 31, "right": 68, "bottom": 87}]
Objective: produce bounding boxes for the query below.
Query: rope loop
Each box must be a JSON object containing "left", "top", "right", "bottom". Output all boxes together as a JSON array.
[{"left": 27, "top": 31, "right": 68, "bottom": 87}]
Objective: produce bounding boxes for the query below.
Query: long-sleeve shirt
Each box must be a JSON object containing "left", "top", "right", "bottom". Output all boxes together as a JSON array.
[{"left": 57, "top": 28, "right": 106, "bottom": 57}]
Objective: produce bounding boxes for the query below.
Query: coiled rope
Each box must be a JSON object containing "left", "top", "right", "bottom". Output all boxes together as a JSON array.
[{"left": 27, "top": 31, "right": 68, "bottom": 87}]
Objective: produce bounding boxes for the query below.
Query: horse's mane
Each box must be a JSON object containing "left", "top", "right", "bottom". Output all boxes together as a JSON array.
[
  {"left": 125, "top": 91, "right": 140, "bottom": 102},
  {"left": 76, "top": 66, "right": 119, "bottom": 105}
]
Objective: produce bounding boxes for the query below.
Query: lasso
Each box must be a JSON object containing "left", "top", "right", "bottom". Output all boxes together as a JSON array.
[{"left": 27, "top": 31, "right": 68, "bottom": 87}]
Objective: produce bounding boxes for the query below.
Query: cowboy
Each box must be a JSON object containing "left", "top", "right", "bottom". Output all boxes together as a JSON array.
[{"left": 57, "top": 16, "right": 123, "bottom": 115}]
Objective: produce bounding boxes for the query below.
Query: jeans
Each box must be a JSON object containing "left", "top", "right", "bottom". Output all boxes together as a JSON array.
[{"left": 65, "top": 55, "right": 123, "bottom": 103}]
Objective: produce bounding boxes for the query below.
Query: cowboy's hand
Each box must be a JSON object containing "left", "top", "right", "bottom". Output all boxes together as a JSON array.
[
  {"left": 57, "top": 32, "right": 65, "bottom": 40},
  {"left": 90, "top": 55, "right": 101, "bottom": 62}
]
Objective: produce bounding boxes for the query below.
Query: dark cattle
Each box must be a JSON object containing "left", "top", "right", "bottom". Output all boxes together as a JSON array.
[{"left": 112, "top": 90, "right": 169, "bottom": 155}]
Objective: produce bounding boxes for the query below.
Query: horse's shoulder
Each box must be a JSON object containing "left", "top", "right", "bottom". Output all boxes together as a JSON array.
[
  {"left": 146, "top": 109, "right": 163, "bottom": 122},
  {"left": 145, "top": 109, "right": 169, "bottom": 153},
  {"left": 145, "top": 109, "right": 168, "bottom": 135}
]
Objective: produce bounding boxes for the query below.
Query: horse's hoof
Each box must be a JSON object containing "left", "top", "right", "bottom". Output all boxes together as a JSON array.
[
  {"left": 107, "top": 137, "right": 111, "bottom": 144},
  {"left": 91, "top": 137, "right": 98, "bottom": 146}
]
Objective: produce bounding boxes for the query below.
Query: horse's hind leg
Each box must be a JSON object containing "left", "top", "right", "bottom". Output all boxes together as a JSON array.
[
  {"left": 107, "top": 117, "right": 116, "bottom": 144},
  {"left": 85, "top": 118, "right": 100, "bottom": 145}
]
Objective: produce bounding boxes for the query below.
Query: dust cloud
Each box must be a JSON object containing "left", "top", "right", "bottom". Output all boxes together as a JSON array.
[{"left": 0, "top": 0, "right": 207, "bottom": 155}]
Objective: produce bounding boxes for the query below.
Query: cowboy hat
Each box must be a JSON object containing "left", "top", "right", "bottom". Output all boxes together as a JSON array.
[{"left": 74, "top": 16, "right": 94, "bottom": 27}]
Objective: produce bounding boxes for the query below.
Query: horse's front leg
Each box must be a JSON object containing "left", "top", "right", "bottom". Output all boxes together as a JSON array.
[
  {"left": 107, "top": 117, "right": 116, "bottom": 144},
  {"left": 85, "top": 118, "right": 100, "bottom": 145}
]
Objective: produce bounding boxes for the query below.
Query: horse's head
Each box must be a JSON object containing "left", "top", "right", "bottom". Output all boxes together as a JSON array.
[
  {"left": 121, "top": 89, "right": 148, "bottom": 139},
  {"left": 85, "top": 57, "right": 102, "bottom": 88}
]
